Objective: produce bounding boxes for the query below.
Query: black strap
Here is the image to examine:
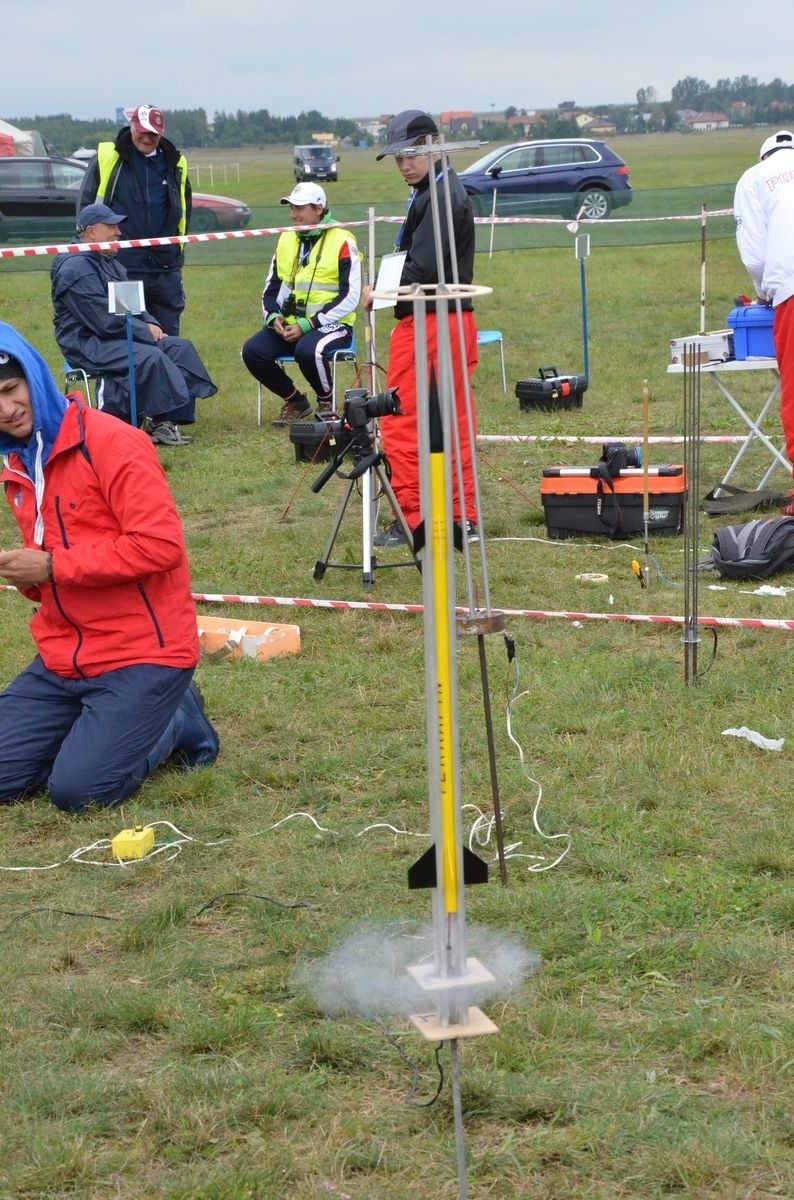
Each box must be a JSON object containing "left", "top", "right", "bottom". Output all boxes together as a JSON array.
[
  {"left": 594, "top": 462, "right": 623, "bottom": 535},
  {"left": 701, "top": 485, "right": 790, "bottom": 516}
]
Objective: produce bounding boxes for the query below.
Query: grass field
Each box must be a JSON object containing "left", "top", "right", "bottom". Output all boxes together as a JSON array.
[{"left": 0, "top": 129, "right": 791, "bottom": 1200}]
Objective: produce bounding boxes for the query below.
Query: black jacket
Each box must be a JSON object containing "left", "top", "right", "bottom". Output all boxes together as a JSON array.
[
  {"left": 395, "top": 166, "right": 475, "bottom": 318},
  {"left": 78, "top": 127, "right": 192, "bottom": 273}
]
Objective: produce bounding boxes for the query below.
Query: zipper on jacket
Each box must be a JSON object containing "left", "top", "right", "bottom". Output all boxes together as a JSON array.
[{"left": 138, "top": 583, "right": 166, "bottom": 647}]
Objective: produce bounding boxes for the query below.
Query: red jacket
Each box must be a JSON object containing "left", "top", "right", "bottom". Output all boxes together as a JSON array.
[{"left": 1, "top": 398, "right": 199, "bottom": 678}]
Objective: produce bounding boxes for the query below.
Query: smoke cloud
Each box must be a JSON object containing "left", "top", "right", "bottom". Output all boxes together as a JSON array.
[{"left": 296, "top": 919, "right": 541, "bottom": 1019}]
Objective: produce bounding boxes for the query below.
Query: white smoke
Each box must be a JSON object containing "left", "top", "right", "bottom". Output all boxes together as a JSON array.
[{"left": 296, "top": 918, "right": 541, "bottom": 1019}]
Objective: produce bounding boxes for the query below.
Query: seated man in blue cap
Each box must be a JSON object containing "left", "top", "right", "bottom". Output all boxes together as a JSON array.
[
  {"left": 0, "top": 321, "right": 219, "bottom": 812},
  {"left": 51, "top": 203, "right": 217, "bottom": 446}
]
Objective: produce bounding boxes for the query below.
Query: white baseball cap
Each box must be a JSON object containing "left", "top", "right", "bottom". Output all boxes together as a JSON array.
[
  {"left": 280, "top": 182, "right": 327, "bottom": 207},
  {"left": 759, "top": 129, "right": 794, "bottom": 160}
]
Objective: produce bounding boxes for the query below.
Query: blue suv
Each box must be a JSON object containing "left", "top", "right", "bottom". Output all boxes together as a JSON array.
[{"left": 458, "top": 138, "right": 632, "bottom": 219}]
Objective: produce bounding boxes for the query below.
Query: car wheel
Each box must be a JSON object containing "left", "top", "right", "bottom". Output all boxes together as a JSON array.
[
  {"left": 577, "top": 188, "right": 611, "bottom": 220},
  {"left": 190, "top": 208, "right": 218, "bottom": 233}
]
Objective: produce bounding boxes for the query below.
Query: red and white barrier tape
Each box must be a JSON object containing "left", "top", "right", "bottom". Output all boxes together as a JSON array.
[
  {"left": 0, "top": 208, "right": 736, "bottom": 260},
  {"left": 2, "top": 584, "right": 790, "bottom": 632},
  {"left": 187, "top": 591, "right": 794, "bottom": 633},
  {"left": 478, "top": 434, "right": 752, "bottom": 445}
]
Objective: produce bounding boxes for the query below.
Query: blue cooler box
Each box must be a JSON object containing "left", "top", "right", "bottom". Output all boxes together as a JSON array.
[{"left": 726, "top": 305, "right": 776, "bottom": 359}]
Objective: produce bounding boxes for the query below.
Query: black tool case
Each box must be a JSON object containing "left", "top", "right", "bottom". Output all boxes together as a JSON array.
[
  {"left": 540, "top": 466, "right": 688, "bottom": 538},
  {"left": 288, "top": 417, "right": 351, "bottom": 463},
  {"left": 516, "top": 366, "right": 588, "bottom": 412}
]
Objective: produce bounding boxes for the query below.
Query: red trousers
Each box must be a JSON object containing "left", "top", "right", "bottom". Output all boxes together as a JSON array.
[
  {"left": 773, "top": 295, "right": 794, "bottom": 496},
  {"left": 380, "top": 312, "right": 479, "bottom": 531}
]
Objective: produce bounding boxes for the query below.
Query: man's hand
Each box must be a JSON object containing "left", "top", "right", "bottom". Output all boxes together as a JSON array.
[
  {"left": 362, "top": 284, "right": 374, "bottom": 312},
  {"left": 0, "top": 548, "right": 52, "bottom": 588},
  {"left": 280, "top": 322, "right": 302, "bottom": 344},
  {"left": 147, "top": 323, "right": 167, "bottom": 341}
]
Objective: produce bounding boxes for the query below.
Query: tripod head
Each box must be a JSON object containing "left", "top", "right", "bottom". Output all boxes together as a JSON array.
[{"left": 311, "top": 386, "right": 402, "bottom": 493}]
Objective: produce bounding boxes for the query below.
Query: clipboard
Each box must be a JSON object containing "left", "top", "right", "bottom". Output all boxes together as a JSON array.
[{"left": 371, "top": 252, "right": 406, "bottom": 310}]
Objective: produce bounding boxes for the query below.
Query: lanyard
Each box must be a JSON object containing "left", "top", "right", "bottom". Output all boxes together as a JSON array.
[{"left": 395, "top": 165, "right": 449, "bottom": 251}]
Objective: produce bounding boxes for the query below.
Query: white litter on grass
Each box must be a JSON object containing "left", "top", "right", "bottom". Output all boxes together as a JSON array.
[
  {"left": 707, "top": 584, "right": 728, "bottom": 591},
  {"left": 722, "top": 726, "right": 785, "bottom": 752},
  {"left": 739, "top": 584, "right": 794, "bottom": 597}
]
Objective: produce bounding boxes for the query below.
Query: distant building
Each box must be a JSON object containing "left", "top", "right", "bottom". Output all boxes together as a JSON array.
[
  {"left": 358, "top": 115, "right": 391, "bottom": 140},
  {"left": 579, "top": 115, "right": 618, "bottom": 135},
  {"left": 683, "top": 111, "right": 730, "bottom": 131},
  {"left": 506, "top": 113, "right": 545, "bottom": 137},
  {"left": 440, "top": 111, "right": 481, "bottom": 134}
]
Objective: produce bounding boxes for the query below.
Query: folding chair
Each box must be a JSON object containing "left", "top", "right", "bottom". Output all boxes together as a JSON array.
[
  {"left": 477, "top": 329, "right": 507, "bottom": 393},
  {"left": 64, "top": 362, "right": 103, "bottom": 407},
  {"left": 255, "top": 336, "right": 358, "bottom": 426}
]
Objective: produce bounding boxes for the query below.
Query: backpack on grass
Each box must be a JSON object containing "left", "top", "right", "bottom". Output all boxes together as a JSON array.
[{"left": 701, "top": 516, "right": 794, "bottom": 579}]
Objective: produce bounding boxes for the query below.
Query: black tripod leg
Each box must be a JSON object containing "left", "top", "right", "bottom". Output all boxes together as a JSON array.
[{"left": 314, "top": 480, "right": 357, "bottom": 580}]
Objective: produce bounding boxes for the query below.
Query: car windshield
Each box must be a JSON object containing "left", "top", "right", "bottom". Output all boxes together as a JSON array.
[
  {"left": 303, "top": 148, "right": 333, "bottom": 160},
  {"left": 461, "top": 147, "right": 508, "bottom": 174}
]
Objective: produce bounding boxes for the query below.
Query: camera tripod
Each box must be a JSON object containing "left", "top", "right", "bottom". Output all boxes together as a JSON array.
[{"left": 311, "top": 430, "right": 417, "bottom": 589}]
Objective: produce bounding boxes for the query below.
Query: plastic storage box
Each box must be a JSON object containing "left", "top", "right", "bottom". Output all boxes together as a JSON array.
[
  {"left": 289, "top": 417, "right": 351, "bottom": 463},
  {"left": 516, "top": 366, "right": 587, "bottom": 412},
  {"left": 726, "top": 305, "right": 775, "bottom": 360},
  {"left": 541, "top": 466, "right": 688, "bottom": 539}
]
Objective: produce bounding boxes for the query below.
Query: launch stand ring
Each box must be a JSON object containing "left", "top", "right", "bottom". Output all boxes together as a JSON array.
[{"left": 369, "top": 281, "right": 493, "bottom": 307}]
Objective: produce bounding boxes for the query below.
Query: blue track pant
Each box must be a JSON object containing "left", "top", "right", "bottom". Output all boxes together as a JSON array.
[{"left": 0, "top": 657, "right": 215, "bottom": 812}]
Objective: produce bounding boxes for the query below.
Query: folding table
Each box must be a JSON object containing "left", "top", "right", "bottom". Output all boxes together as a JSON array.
[{"left": 667, "top": 357, "right": 790, "bottom": 494}]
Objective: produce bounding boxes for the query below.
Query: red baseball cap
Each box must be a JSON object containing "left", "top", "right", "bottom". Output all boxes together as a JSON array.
[{"left": 131, "top": 105, "right": 166, "bottom": 135}]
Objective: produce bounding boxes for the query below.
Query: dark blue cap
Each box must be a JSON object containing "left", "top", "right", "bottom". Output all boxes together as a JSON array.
[{"left": 77, "top": 203, "right": 127, "bottom": 230}]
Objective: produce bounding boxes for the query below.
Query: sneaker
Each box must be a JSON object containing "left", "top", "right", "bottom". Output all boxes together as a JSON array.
[
  {"left": 373, "top": 519, "right": 410, "bottom": 549},
  {"left": 148, "top": 420, "right": 193, "bottom": 445},
  {"left": 465, "top": 520, "right": 480, "bottom": 544},
  {"left": 272, "top": 395, "right": 312, "bottom": 426}
]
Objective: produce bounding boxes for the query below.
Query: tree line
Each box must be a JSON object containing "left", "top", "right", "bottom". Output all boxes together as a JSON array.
[
  {"left": 6, "top": 109, "right": 361, "bottom": 155},
  {"left": 9, "top": 77, "right": 794, "bottom": 155}
]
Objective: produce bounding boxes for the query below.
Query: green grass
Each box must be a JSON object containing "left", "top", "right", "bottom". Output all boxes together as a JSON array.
[{"left": 0, "top": 129, "right": 792, "bottom": 1199}]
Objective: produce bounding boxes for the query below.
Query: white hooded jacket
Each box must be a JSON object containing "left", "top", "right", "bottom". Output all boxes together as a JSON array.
[{"left": 734, "top": 145, "right": 794, "bottom": 309}]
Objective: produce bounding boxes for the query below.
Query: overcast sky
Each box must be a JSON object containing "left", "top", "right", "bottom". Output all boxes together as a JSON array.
[{"left": 4, "top": 1, "right": 790, "bottom": 122}]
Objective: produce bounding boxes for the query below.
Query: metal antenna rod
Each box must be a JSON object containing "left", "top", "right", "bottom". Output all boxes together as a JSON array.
[
  {"left": 374, "top": 136, "right": 501, "bottom": 1200},
  {"left": 423, "top": 138, "right": 507, "bottom": 885},
  {"left": 699, "top": 203, "right": 708, "bottom": 336},
  {"left": 450, "top": 1039, "right": 469, "bottom": 1200},
  {"left": 642, "top": 379, "right": 651, "bottom": 588},
  {"left": 682, "top": 345, "right": 702, "bottom": 683}
]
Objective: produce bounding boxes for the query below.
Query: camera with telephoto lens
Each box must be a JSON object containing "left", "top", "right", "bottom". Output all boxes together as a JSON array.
[
  {"left": 343, "top": 387, "right": 402, "bottom": 428},
  {"left": 310, "top": 386, "right": 403, "bottom": 492},
  {"left": 600, "top": 440, "right": 642, "bottom": 474},
  {"left": 342, "top": 387, "right": 403, "bottom": 475}
]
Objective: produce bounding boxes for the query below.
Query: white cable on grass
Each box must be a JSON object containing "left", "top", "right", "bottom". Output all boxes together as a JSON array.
[
  {"left": 502, "top": 657, "right": 572, "bottom": 873},
  {"left": 0, "top": 811, "right": 340, "bottom": 873},
  {"left": 356, "top": 823, "right": 427, "bottom": 838}
]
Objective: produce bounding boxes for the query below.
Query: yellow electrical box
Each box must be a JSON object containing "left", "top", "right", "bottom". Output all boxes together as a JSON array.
[{"left": 111, "top": 825, "right": 155, "bottom": 860}]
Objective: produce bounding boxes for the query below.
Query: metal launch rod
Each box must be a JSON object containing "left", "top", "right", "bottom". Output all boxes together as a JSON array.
[
  {"left": 371, "top": 134, "right": 502, "bottom": 1200},
  {"left": 682, "top": 344, "right": 702, "bottom": 683}
]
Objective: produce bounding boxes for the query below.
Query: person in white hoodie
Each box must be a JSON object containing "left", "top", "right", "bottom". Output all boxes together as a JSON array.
[{"left": 734, "top": 129, "right": 794, "bottom": 513}]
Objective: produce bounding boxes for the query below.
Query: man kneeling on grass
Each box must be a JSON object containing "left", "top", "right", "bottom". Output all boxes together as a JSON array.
[{"left": 0, "top": 322, "right": 219, "bottom": 812}]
